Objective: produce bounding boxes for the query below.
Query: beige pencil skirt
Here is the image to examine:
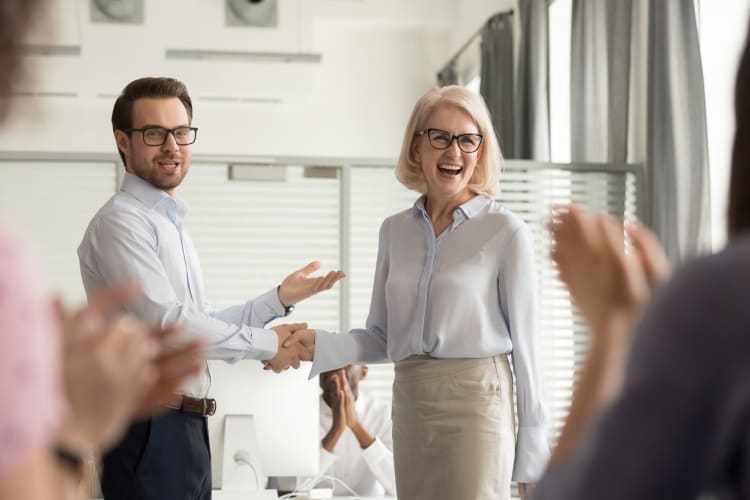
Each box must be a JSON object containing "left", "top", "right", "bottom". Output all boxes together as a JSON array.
[{"left": 392, "top": 355, "right": 516, "bottom": 500}]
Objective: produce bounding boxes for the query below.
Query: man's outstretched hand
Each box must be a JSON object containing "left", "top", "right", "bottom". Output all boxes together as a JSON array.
[{"left": 277, "top": 261, "right": 345, "bottom": 308}]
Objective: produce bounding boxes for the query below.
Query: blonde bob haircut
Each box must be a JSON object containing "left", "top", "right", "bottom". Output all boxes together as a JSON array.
[{"left": 395, "top": 85, "right": 503, "bottom": 197}]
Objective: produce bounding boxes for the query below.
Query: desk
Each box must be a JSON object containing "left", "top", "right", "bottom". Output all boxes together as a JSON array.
[
  {"left": 97, "top": 494, "right": 393, "bottom": 500},
  {"left": 210, "top": 491, "right": 394, "bottom": 500},
  {"left": 97, "top": 492, "right": 394, "bottom": 499}
]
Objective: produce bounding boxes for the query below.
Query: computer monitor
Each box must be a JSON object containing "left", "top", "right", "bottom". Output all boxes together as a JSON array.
[{"left": 207, "top": 359, "right": 319, "bottom": 489}]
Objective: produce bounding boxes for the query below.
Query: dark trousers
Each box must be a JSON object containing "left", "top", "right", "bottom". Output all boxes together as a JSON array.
[{"left": 101, "top": 410, "right": 212, "bottom": 500}]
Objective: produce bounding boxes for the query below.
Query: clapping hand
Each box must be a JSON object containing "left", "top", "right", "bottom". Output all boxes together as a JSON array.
[
  {"left": 277, "top": 261, "right": 345, "bottom": 308},
  {"left": 132, "top": 323, "right": 204, "bottom": 418},
  {"left": 547, "top": 206, "right": 672, "bottom": 462},
  {"left": 549, "top": 205, "right": 669, "bottom": 337},
  {"left": 328, "top": 373, "right": 348, "bottom": 433},
  {"left": 321, "top": 370, "right": 348, "bottom": 451},
  {"left": 320, "top": 368, "right": 374, "bottom": 451},
  {"left": 626, "top": 219, "right": 671, "bottom": 289},
  {"left": 56, "top": 283, "right": 203, "bottom": 451},
  {"left": 324, "top": 371, "right": 356, "bottom": 430},
  {"left": 339, "top": 373, "right": 360, "bottom": 429}
]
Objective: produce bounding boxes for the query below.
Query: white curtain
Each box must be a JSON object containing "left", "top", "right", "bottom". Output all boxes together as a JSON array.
[{"left": 570, "top": 0, "right": 711, "bottom": 263}]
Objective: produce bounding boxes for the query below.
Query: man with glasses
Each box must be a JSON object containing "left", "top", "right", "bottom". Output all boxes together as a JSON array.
[{"left": 78, "top": 77, "right": 344, "bottom": 500}]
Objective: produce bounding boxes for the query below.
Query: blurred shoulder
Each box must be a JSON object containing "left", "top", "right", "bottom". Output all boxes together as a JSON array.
[
  {"left": 666, "top": 236, "right": 750, "bottom": 299},
  {"left": 642, "top": 235, "right": 750, "bottom": 348}
]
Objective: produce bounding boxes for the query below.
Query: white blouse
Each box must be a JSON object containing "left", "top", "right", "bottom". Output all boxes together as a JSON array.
[{"left": 311, "top": 194, "right": 549, "bottom": 482}]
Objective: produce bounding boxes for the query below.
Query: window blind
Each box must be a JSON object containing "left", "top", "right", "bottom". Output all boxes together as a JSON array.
[
  {"left": 0, "top": 160, "right": 116, "bottom": 304},
  {"left": 179, "top": 163, "right": 342, "bottom": 333}
]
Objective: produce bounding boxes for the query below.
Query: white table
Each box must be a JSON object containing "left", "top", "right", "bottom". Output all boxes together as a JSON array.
[{"left": 210, "top": 491, "right": 394, "bottom": 500}]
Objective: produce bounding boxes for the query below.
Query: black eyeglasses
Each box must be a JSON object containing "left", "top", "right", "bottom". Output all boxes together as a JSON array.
[
  {"left": 417, "top": 128, "right": 483, "bottom": 153},
  {"left": 125, "top": 126, "right": 198, "bottom": 146}
]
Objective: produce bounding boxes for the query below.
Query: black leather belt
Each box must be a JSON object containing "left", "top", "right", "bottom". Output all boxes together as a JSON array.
[{"left": 165, "top": 395, "right": 216, "bottom": 416}]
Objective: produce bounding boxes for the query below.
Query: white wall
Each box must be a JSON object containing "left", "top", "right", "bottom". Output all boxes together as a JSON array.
[
  {"left": 1, "top": 0, "right": 455, "bottom": 160},
  {"left": 9, "top": 0, "right": 748, "bottom": 243}
]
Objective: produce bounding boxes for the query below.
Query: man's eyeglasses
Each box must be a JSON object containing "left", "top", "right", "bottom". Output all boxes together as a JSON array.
[
  {"left": 125, "top": 126, "right": 198, "bottom": 146},
  {"left": 417, "top": 128, "right": 483, "bottom": 153}
]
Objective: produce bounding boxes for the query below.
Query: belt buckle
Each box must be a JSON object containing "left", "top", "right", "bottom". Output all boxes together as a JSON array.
[{"left": 204, "top": 398, "right": 216, "bottom": 416}]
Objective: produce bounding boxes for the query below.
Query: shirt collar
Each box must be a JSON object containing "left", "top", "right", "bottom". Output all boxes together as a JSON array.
[
  {"left": 120, "top": 171, "right": 188, "bottom": 222},
  {"left": 459, "top": 194, "right": 490, "bottom": 218},
  {"left": 412, "top": 193, "right": 490, "bottom": 220}
]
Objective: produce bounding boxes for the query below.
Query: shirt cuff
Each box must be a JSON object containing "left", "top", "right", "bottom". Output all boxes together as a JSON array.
[
  {"left": 512, "top": 425, "right": 550, "bottom": 482},
  {"left": 255, "top": 287, "right": 287, "bottom": 319},
  {"left": 361, "top": 437, "right": 390, "bottom": 467},
  {"left": 249, "top": 327, "right": 279, "bottom": 360},
  {"left": 308, "top": 330, "right": 357, "bottom": 379}
]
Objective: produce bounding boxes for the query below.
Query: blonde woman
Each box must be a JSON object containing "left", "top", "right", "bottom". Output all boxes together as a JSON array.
[{"left": 291, "top": 86, "right": 549, "bottom": 499}]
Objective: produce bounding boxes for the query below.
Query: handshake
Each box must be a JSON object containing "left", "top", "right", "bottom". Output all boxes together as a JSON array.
[{"left": 263, "top": 323, "right": 316, "bottom": 372}]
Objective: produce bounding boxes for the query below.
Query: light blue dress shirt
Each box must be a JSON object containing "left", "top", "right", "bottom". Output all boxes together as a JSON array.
[
  {"left": 311, "top": 194, "right": 549, "bottom": 482},
  {"left": 78, "top": 172, "right": 284, "bottom": 398}
]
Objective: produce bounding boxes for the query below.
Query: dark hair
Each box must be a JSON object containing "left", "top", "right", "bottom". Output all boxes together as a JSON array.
[
  {"left": 111, "top": 77, "right": 193, "bottom": 166},
  {"left": 0, "top": 0, "right": 44, "bottom": 123},
  {"left": 728, "top": 18, "right": 750, "bottom": 237}
]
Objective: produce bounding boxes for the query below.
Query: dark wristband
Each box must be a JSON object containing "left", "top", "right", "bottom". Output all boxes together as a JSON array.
[{"left": 277, "top": 285, "right": 295, "bottom": 315}]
